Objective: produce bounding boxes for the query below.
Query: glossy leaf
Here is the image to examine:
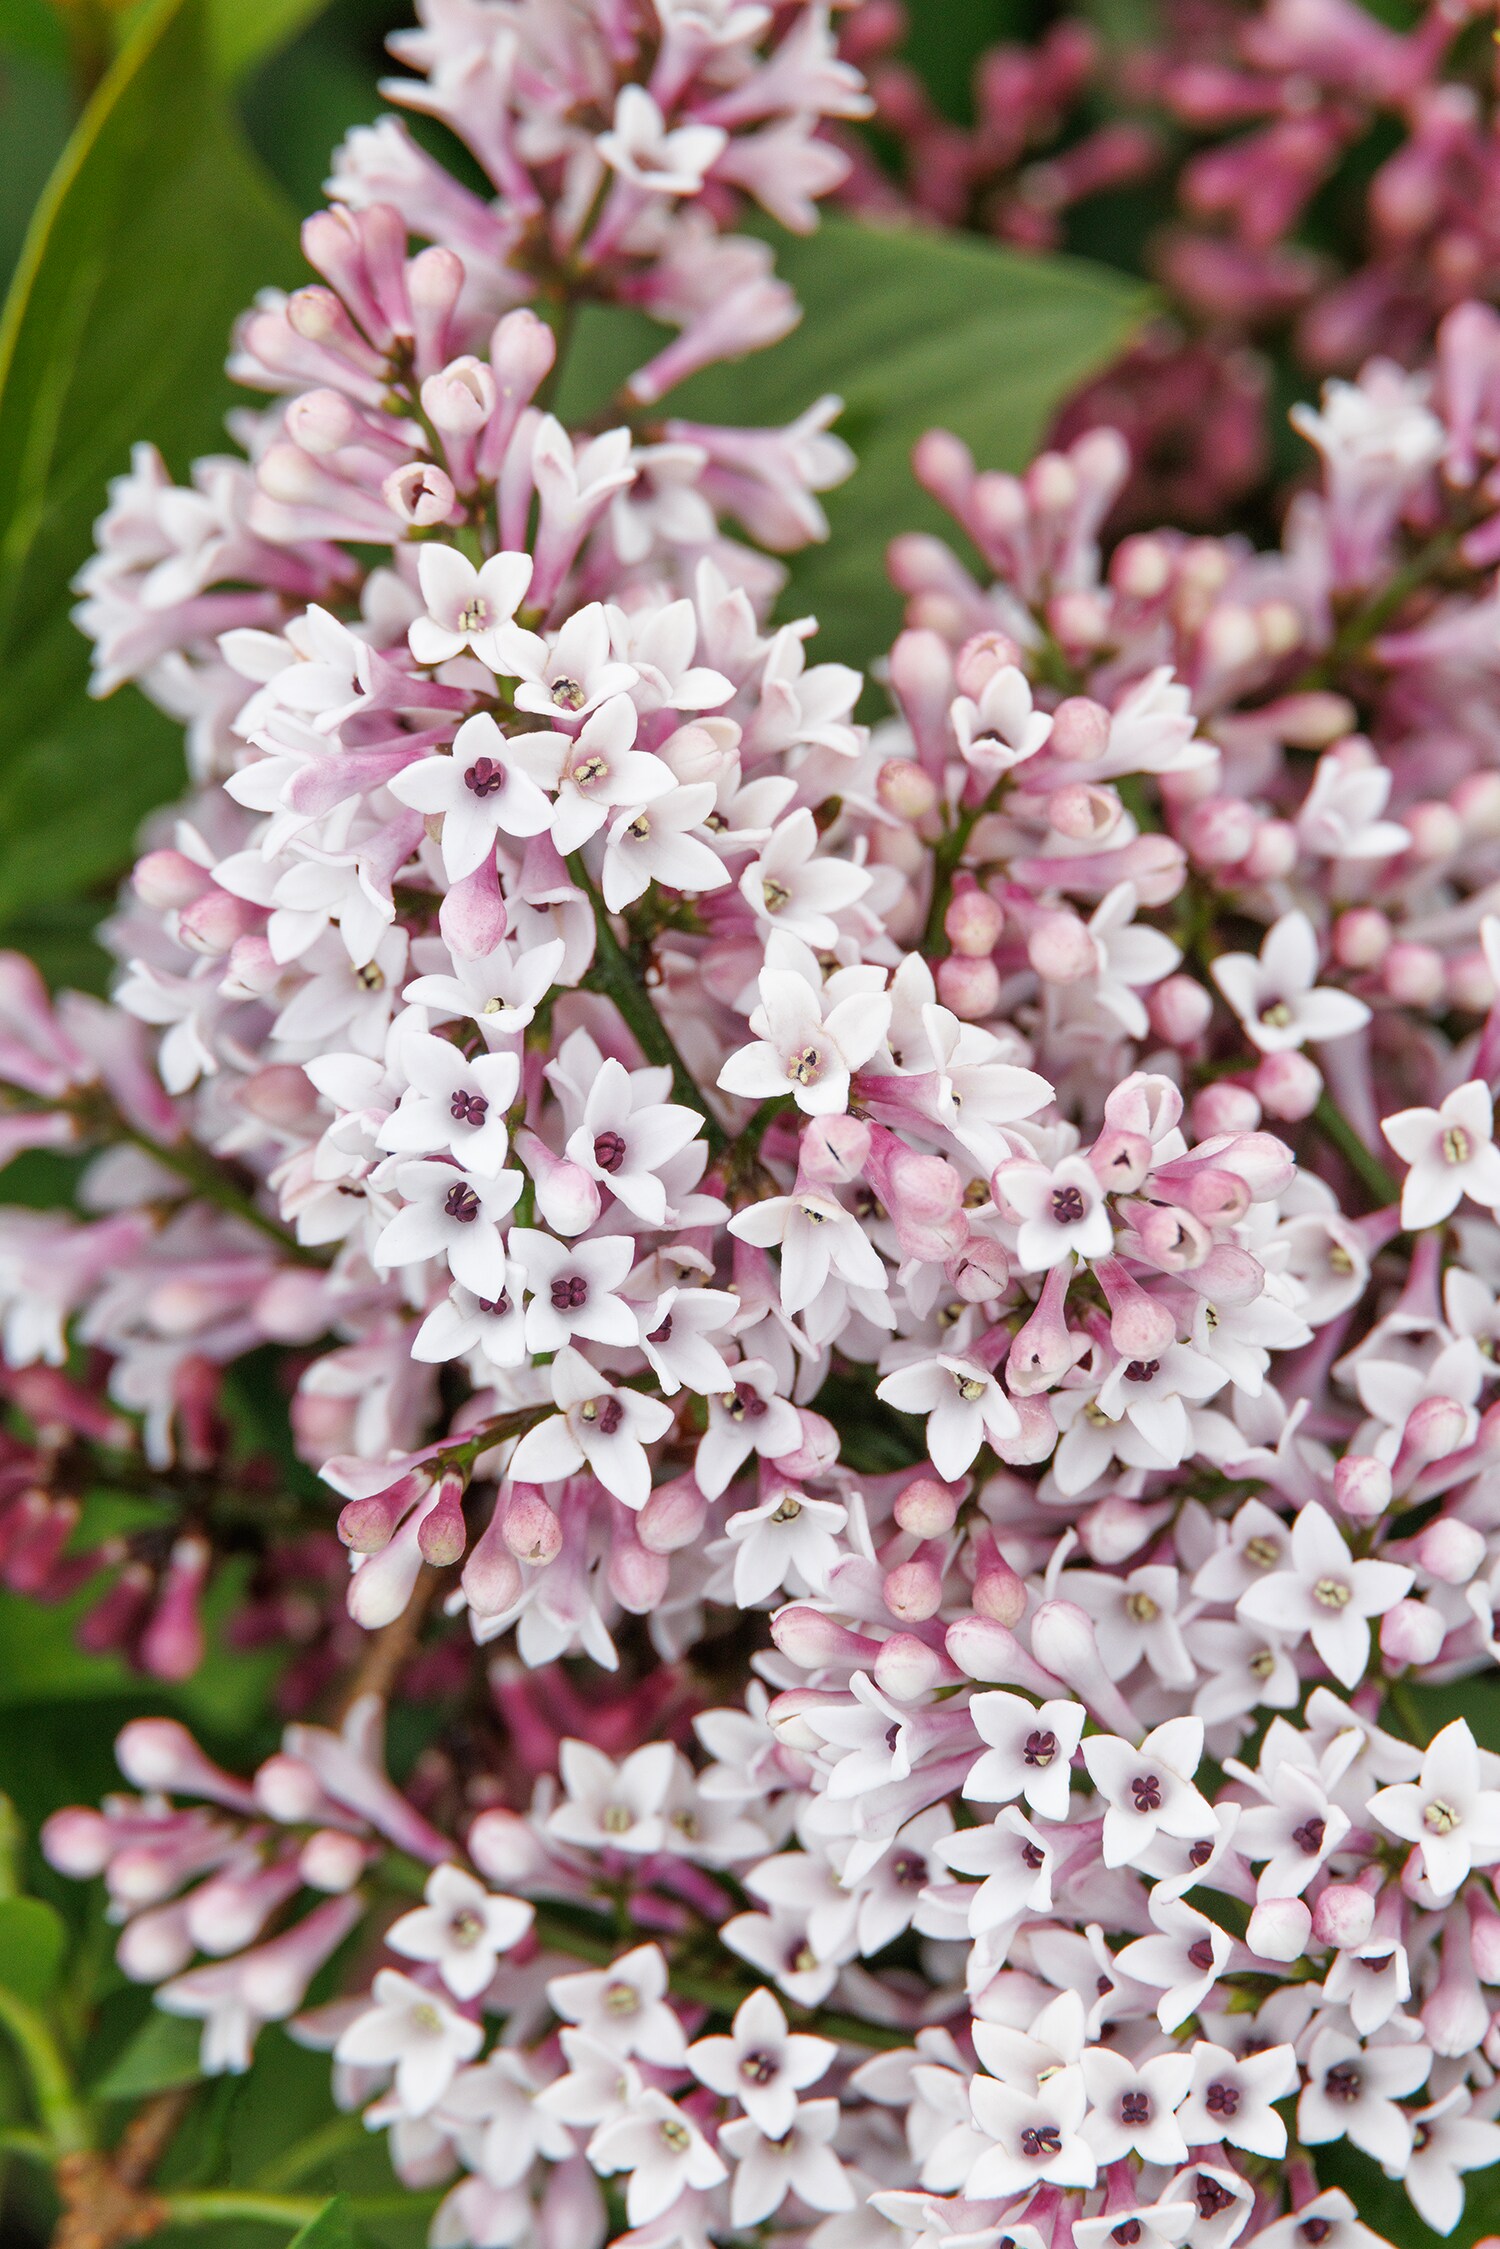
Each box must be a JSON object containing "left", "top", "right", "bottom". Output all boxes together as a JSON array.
[
  {"left": 0, "top": 1894, "right": 66, "bottom": 2004},
  {"left": 560, "top": 215, "right": 1147, "bottom": 669},
  {"left": 0, "top": 0, "right": 301, "bottom": 920},
  {"left": 93, "top": 2005, "right": 203, "bottom": 2097}
]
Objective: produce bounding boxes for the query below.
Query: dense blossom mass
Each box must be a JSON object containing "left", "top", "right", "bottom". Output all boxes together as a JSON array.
[{"left": 5, "top": 1, "right": 1500, "bottom": 2247}]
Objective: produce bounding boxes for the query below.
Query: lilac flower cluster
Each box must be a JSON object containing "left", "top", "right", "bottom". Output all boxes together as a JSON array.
[{"left": 7, "top": 2, "right": 1500, "bottom": 2247}]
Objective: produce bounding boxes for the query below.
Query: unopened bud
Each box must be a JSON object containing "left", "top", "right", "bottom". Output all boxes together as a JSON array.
[
  {"left": 1252, "top": 1050, "right": 1322, "bottom": 1122},
  {"left": 877, "top": 758, "right": 939, "bottom": 820},
  {"left": 893, "top": 1477, "right": 959, "bottom": 1538},
  {"left": 1312, "top": 1882, "right": 1375, "bottom": 1949},
  {"left": 1048, "top": 696, "right": 1111, "bottom": 762},
  {"left": 1415, "top": 1516, "right": 1485, "bottom": 1585},
  {"left": 1382, "top": 941, "right": 1445, "bottom": 1008},
  {"left": 1247, "top": 1895, "right": 1312, "bottom": 1961},
  {"left": 1160, "top": 971, "right": 1214, "bottom": 1048},
  {"left": 299, "top": 1829, "right": 369, "bottom": 1892},
  {"left": 501, "top": 1485, "right": 562, "bottom": 1566},
  {"left": 1379, "top": 1598, "right": 1445, "bottom": 1666},
  {"left": 936, "top": 953, "right": 1001, "bottom": 1018},
  {"left": 945, "top": 887, "right": 1004, "bottom": 957},
  {"left": 883, "top": 1554, "right": 944, "bottom": 1623}
]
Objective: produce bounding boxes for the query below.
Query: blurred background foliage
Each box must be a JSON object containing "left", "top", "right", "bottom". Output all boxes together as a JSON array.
[{"left": 0, "top": 1, "right": 1487, "bottom": 2243}]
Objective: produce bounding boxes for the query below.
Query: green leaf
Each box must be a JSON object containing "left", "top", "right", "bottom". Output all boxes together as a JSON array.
[
  {"left": 206, "top": 0, "right": 333, "bottom": 85},
  {"left": 93, "top": 2005, "right": 202, "bottom": 2097},
  {"left": 561, "top": 216, "right": 1147, "bottom": 670},
  {"left": 0, "top": 0, "right": 303, "bottom": 916},
  {"left": 0, "top": 1896, "right": 66, "bottom": 2004},
  {"left": 287, "top": 2196, "right": 356, "bottom": 2249}
]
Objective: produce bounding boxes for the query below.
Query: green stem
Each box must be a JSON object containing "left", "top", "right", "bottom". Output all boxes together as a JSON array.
[
  {"left": 1311, "top": 1093, "right": 1401, "bottom": 1210},
  {"left": 116, "top": 1124, "right": 324, "bottom": 1267},
  {"left": 159, "top": 2191, "right": 324, "bottom": 2230},
  {"left": 253, "top": 2114, "right": 369, "bottom": 2191},
  {"left": 0, "top": 1985, "right": 91, "bottom": 2154},
  {"left": 1297, "top": 525, "right": 1462, "bottom": 688},
  {"left": 571, "top": 856, "right": 727, "bottom": 1152}
]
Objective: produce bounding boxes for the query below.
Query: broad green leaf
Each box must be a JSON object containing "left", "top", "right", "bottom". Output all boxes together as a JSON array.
[
  {"left": 93, "top": 2004, "right": 203, "bottom": 2096},
  {"left": 287, "top": 2197, "right": 356, "bottom": 2249},
  {"left": 560, "top": 216, "right": 1147, "bottom": 670},
  {"left": 0, "top": 0, "right": 302, "bottom": 917},
  {"left": 206, "top": 0, "right": 333, "bottom": 84},
  {"left": 0, "top": 1895, "right": 66, "bottom": 2003}
]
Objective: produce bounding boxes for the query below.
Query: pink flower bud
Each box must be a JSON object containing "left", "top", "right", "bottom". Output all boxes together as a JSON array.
[
  {"left": 1381, "top": 941, "right": 1444, "bottom": 1008},
  {"left": 1448, "top": 948, "right": 1494, "bottom": 1015},
  {"left": 911, "top": 428, "right": 975, "bottom": 513},
  {"left": 946, "top": 1613, "right": 1060, "bottom": 1696},
  {"left": 946, "top": 1236, "right": 1010, "bottom": 1302},
  {"left": 1453, "top": 770, "right": 1500, "bottom": 836},
  {"left": 139, "top": 1537, "right": 209, "bottom": 1682},
  {"left": 1081, "top": 1493, "right": 1171, "bottom": 1566},
  {"left": 1403, "top": 801, "right": 1461, "bottom": 862},
  {"left": 771, "top": 1409, "right": 840, "bottom": 1480},
  {"left": 1332, "top": 1453, "right": 1391, "bottom": 1523},
  {"left": 1095, "top": 1257, "right": 1176, "bottom": 1359},
  {"left": 797, "top": 1115, "right": 871, "bottom": 1186},
  {"left": 515, "top": 1130, "right": 601, "bottom": 1237},
  {"left": 177, "top": 888, "right": 265, "bottom": 956},
  {"left": 771, "top": 1606, "right": 882, "bottom": 1670},
  {"left": 1415, "top": 1516, "right": 1485, "bottom": 1585},
  {"left": 1252, "top": 1050, "right": 1322, "bottom": 1122},
  {"left": 1397, "top": 1393, "right": 1472, "bottom": 1473},
  {"left": 417, "top": 1475, "right": 467, "bottom": 1566},
  {"left": 1087, "top": 1129, "right": 1153, "bottom": 1194},
  {"left": 338, "top": 1471, "right": 425, "bottom": 1553},
  {"left": 1127, "top": 1200, "right": 1213, "bottom": 1271},
  {"left": 1183, "top": 795, "right": 1258, "bottom": 867},
  {"left": 972, "top": 1555, "right": 1028, "bottom": 1628},
  {"left": 1424, "top": 1913, "right": 1488, "bottom": 2059},
  {"left": 873, "top": 1631, "right": 956, "bottom": 1699},
  {"left": 1008, "top": 1263, "right": 1084, "bottom": 1395},
  {"left": 1048, "top": 696, "right": 1111, "bottom": 762},
  {"left": 1468, "top": 1889, "right": 1500, "bottom": 1982},
  {"left": 115, "top": 1719, "right": 259, "bottom": 1811},
  {"left": 1332, "top": 908, "right": 1391, "bottom": 970},
  {"left": 945, "top": 887, "right": 1004, "bottom": 957},
  {"left": 461, "top": 1511, "right": 524, "bottom": 1619},
  {"left": 239, "top": 1065, "right": 321, "bottom": 1132},
  {"left": 41, "top": 1807, "right": 115, "bottom": 1878},
  {"left": 894, "top": 1477, "right": 959, "bottom": 1538},
  {"left": 253, "top": 1754, "right": 328, "bottom": 1825},
  {"left": 1028, "top": 911, "right": 1096, "bottom": 983},
  {"left": 953, "top": 630, "right": 1025, "bottom": 696},
  {"left": 936, "top": 952, "right": 1002, "bottom": 1018},
  {"left": 1312, "top": 1882, "right": 1375, "bottom": 1949},
  {"left": 1028, "top": 1600, "right": 1141, "bottom": 1734},
  {"left": 638, "top": 1474, "right": 708, "bottom": 1553},
  {"left": 876, "top": 758, "right": 939, "bottom": 820},
  {"left": 608, "top": 1522, "right": 670, "bottom": 1614},
  {"left": 299, "top": 1829, "right": 370, "bottom": 1892},
  {"left": 134, "top": 850, "right": 211, "bottom": 911},
  {"left": 883, "top": 1553, "right": 944, "bottom": 1623},
  {"left": 1048, "top": 589, "right": 1109, "bottom": 651},
  {"left": 1379, "top": 1598, "right": 1445, "bottom": 1666},
  {"left": 421, "top": 355, "right": 496, "bottom": 436},
  {"left": 383, "top": 460, "right": 457, "bottom": 527},
  {"left": 1046, "top": 783, "right": 1122, "bottom": 845},
  {"left": 502, "top": 1485, "right": 562, "bottom": 1566},
  {"left": 1240, "top": 819, "right": 1298, "bottom": 883},
  {"left": 439, "top": 854, "right": 508, "bottom": 961},
  {"left": 1111, "top": 534, "right": 1172, "bottom": 599},
  {"left": 1247, "top": 1896, "right": 1312, "bottom": 1961},
  {"left": 117, "top": 1904, "right": 195, "bottom": 1984},
  {"left": 994, "top": 1393, "right": 1060, "bottom": 1464}
]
